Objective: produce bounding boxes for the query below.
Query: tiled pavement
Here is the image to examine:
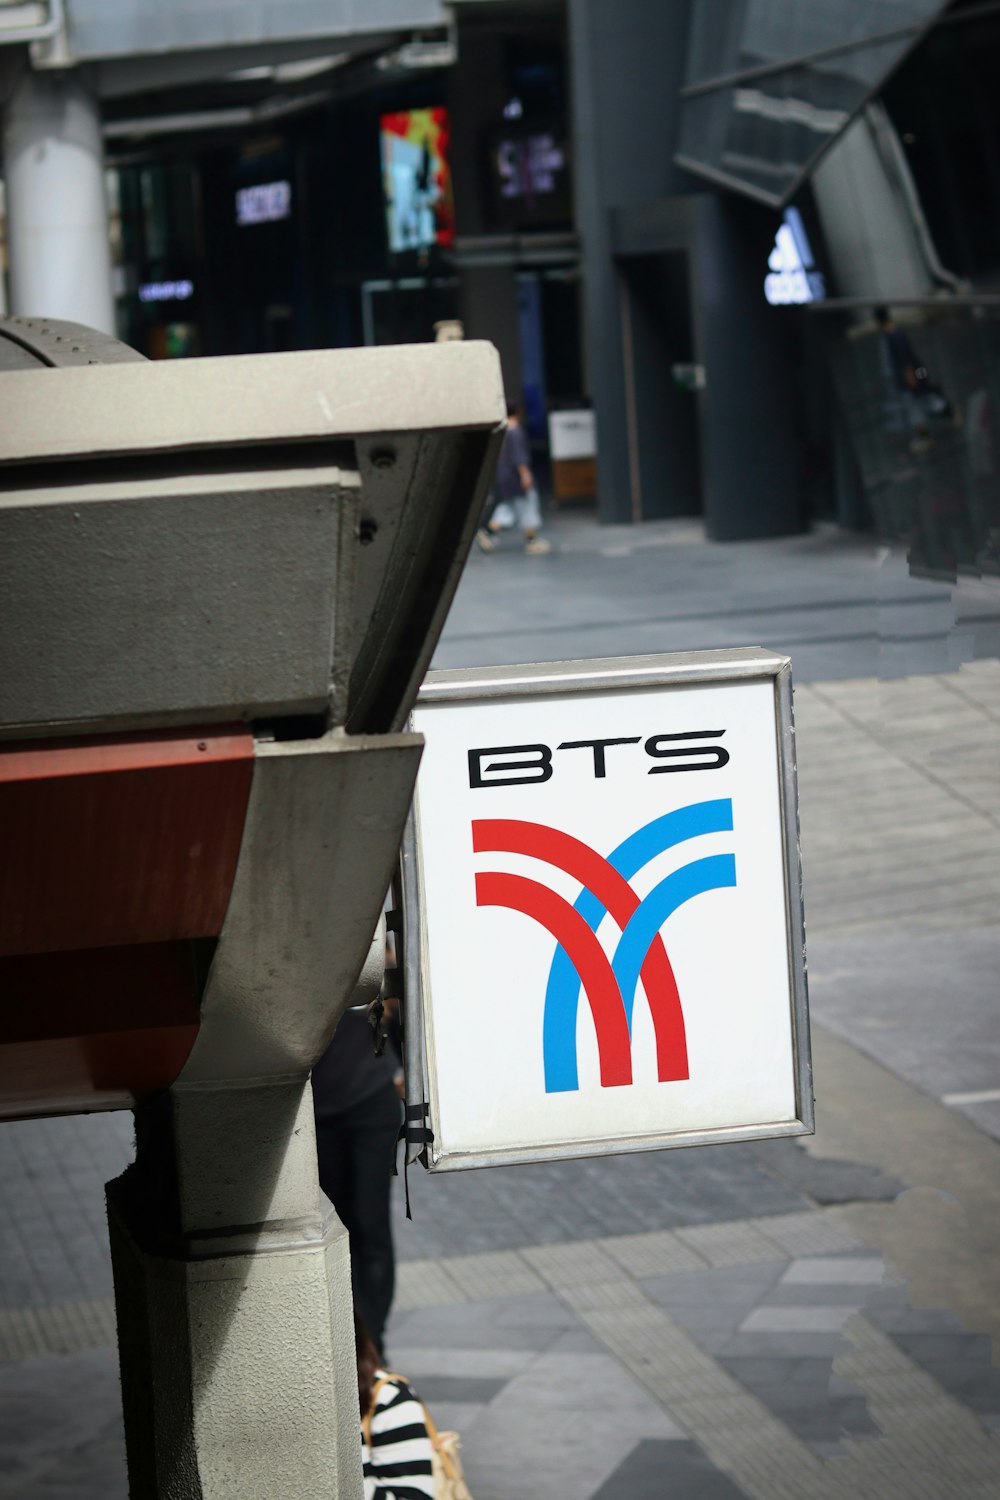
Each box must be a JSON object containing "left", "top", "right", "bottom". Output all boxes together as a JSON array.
[
  {"left": 384, "top": 1211, "right": 1000, "bottom": 1499},
  {"left": 2, "top": 523, "right": 999, "bottom": 1497},
  {"left": 4, "top": 1208, "right": 1000, "bottom": 1499}
]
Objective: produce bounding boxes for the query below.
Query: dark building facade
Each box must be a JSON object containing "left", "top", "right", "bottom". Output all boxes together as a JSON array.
[
  {"left": 569, "top": 0, "right": 1000, "bottom": 568},
  {"left": 109, "top": 0, "right": 581, "bottom": 452},
  {"left": 98, "top": 0, "right": 1000, "bottom": 566}
]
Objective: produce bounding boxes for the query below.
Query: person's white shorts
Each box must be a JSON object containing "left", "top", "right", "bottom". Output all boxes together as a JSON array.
[{"left": 491, "top": 486, "right": 542, "bottom": 532}]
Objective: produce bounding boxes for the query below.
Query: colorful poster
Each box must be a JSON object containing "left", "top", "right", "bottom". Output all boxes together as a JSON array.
[{"left": 380, "top": 107, "right": 455, "bottom": 253}]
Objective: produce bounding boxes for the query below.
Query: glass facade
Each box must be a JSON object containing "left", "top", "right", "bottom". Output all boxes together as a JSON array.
[
  {"left": 881, "top": 8, "right": 1000, "bottom": 287},
  {"left": 824, "top": 302, "right": 1000, "bottom": 577},
  {"left": 678, "top": 0, "right": 947, "bottom": 204},
  {"left": 116, "top": 161, "right": 205, "bottom": 357},
  {"left": 684, "top": 0, "right": 943, "bottom": 86}
]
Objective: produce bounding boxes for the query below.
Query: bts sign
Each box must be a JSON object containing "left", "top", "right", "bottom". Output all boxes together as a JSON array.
[{"left": 408, "top": 650, "right": 812, "bottom": 1170}]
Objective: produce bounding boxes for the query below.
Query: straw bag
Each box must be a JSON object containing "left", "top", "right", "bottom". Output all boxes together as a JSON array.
[{"left": 364, "top": 1374, "right": 474, "bottom": 1500}]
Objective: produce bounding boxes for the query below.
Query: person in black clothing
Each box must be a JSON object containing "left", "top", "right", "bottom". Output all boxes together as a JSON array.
[
  {"left": 875, "top": 305, "right": 921, "bottom": 395},
  {"left": 312, "top": 1005, "right": 403, "bottom": 1356},
  {"left": 875, "top": 306, "right": 952, "bottom": 429}
]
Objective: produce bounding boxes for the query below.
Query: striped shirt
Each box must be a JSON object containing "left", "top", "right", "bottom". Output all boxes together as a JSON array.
[{"left": 362, "top": 1371, "right": 436, "bottom": 1500}]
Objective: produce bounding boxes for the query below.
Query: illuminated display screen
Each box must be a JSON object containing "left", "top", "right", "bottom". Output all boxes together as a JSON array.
[
  {"left": 497, "top": 133, "right": 565, "bottom": 202},
  {"left": 486, "top": 121, "right": 571, "bottom": 228},
  {"left": 764, "top": 207, "right": 825, "bottom": 305},
  {"left": 235, "top": 180, "right": 292, "bottom": 227},
  {"left": 380, "top": 107, "right": 455, "bottom": 253},
  {"left": 138, "top": 279, "right": 194, "bottom": 303}
]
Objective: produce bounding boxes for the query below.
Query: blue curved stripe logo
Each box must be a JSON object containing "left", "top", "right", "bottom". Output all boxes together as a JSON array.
[{"left": 543, "top": 799, "right": 735, "bottom": 1092}]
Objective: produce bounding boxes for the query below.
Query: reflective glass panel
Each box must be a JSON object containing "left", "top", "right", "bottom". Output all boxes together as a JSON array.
[
  {"left": 679, "top": 35, "right": 925, "bottom": 201},
  {"left": 826, "top": 304, "right": 1000, "bottom": 581},
  {"left": 685, "top": 0, "right": 945, "bottom": 89}
]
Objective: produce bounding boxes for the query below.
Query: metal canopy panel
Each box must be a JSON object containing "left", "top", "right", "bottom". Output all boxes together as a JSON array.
[
  {"left": 0, "top": 316, "right": 147, "bottom": 369},
  {"left": 0, "top": 464, "right": 359, "bottom": 735},
  {"left": 676, "top": 0, "right": 948, "bottom": 206},
  {"left": 0, "top": 341, "right": 505, "bottom": 738},
  {"left": 60, "top": 0, "right": 446, "bottom": 60},
  {"left": 0, "top": 342, "right": 504, "bottom": 462},
  {"left": 407, "top": 650, "right": 812, "bottom": 1171}
]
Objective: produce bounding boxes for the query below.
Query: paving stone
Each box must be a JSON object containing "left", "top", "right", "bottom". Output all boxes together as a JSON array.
[
  {"left": 642, "top": 1262, "right": 788, "bottom": 1310},
  {"left": 394, "top": 1258, "right": 465, "bottom": 1309},
  {"left": 420, "top": 1399, "right": 488, "bottom": 1436},
  {"left": 386, "top": 1343, "right": 538, "bottom": 1380},
  {"left": 752, "top": 1211, "right": 862, "bottom": 1258},
  {"left": 489, "top": 1349, "right": 686, "bottom": 1427},
  {"left": 884, "top": 1332, "right": 1000, "bottom": 1415},
  {"left": 487, "top": 1291, "right": 579, "bottom": 1329},
  {"left": 457, "top": 1352, "right": 686, "bottom": 1500},
  {"left": 882, "top": 1331, "right": 993, "bottom": 1366},
  {"left": 764, "top": 1282, "right": 881, "bottom": 1309},
  {"left": 396, "top": 1146, "right": 806, "bottom": 1260},
  {"left": 457, "top": 1404, "right": 643, "bottom": 1500},
  {"left": 781, "top": 1256, "right": 885, "bottom": 1285},
  {"left": 743, "top": 1302, "right": 863, "bottom": 1338},
  {"left": 563, "top": 1286, "right": 833, "bottom": 1499},
  {"left": 833, "top": 1316, "right": 998, "bottom": 1455},
  {"left": 2, "top": 1418, "right": 128, "bottom": 1500},
  {"left": 864, "top": 1299, "right": 972, "bottom": 1335},
  {"left": 521, "top": 1240, "right": 622, "bottom": 1288},
  {"left": 560, "top": 1279, "right": 648, "bottom": 1314},
  {"left": 676, "top": 1221, "right": 782, "bottom": 1267},
  {"left": 659, "top": 1302, "right": 751, "bottom": 1339},
  {"left": 0, "top": 1348, "right": 124, "bottom": 1499},
  {"left": 721, "top": 1331, "right": 854, "bottom": 1360},
  {"left": 389, "top": 1294, "right": 576, "bottom": 1355},
  {"left": 0, "top": 1298, "right": 117, "bottom": 1363},
  {"left": 721, "top": 1355, "right": 836, "bottom": 1389},
  {"left": 751, "top": 1138, "right": 904, "bottom": 1205},
  {"left": 590, "top": 1438, "right": 751, "bottom": 1499},
  {"left": 751, "top": 1391, "right": 874, "bottom": 1447},
  {"left": 545, "top": 1326, "right": 614, "bottom": 1356},
  {"left": 416, "top": 1375, "right": 507, "bottom": 1405},
  {"left": 440, "top": 1250, "right": 546, "bottom": 1301},
  {"left": 598, "top": 1229, "right": 706, "bottom": 1278}
]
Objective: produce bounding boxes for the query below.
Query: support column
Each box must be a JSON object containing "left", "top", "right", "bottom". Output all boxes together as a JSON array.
[
  {"left": 2, "top": 62, "right": 114, "bottom": 332},
  {"left": 107, "top": 1079, "right": 363, "bottom": 1500}
]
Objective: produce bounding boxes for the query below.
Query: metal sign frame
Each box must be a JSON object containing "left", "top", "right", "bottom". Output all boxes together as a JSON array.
[{"left": 404, "top": 649, "right": 812, "bottom": 1172}]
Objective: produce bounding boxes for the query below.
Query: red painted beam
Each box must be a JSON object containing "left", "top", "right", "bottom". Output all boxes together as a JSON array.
[
  {"left": 0, "top": 726, "right": 253, "bottom": 1116},
  {"left": 0, "top": 726, "right": 253, "bottom": 956}
]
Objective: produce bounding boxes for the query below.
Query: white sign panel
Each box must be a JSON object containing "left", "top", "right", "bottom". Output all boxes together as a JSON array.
[
  {"left": 408, "top": 651, "right": 812, "bottom": 1171},
  {"left": 548, "top": 409, "right": 596, "bottom": 461}
]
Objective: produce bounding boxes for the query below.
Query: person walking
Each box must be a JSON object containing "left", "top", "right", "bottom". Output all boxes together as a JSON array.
[{"left": 477, "top": 401, "right": 551, "bottom": 554}]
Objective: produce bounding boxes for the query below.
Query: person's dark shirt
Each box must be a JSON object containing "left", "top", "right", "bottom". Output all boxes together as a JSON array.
[
  {"left": 494, "top": 423, "right": 531, "bottom": 501},
  {"left": 883, "top": 325, "right": 918, "bottom": 391},
  {"left": 312, "top": 1008, "right": 398, "bottom": 1119}
]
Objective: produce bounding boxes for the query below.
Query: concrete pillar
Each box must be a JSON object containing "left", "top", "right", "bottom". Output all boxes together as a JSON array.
[
  {"left": 107, "top": 1079, "right": 364, "bottom": 1500},
  {"left": 457, "top": 266, "right": 523, "bottom": 404},
  {"left": 811, "top": 106, "right": 932, "bottom": 302},
  {"left": 568, "top": 0, "right": 697, "bottom": 524},
  {"left": 2, "top": 63, "right": 114, "bottom": 331}
]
